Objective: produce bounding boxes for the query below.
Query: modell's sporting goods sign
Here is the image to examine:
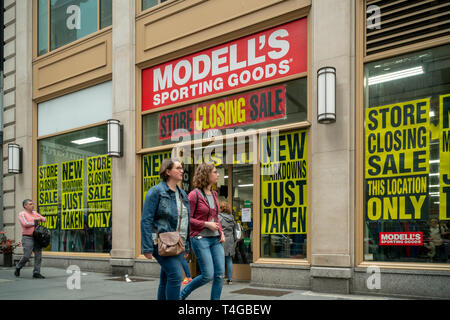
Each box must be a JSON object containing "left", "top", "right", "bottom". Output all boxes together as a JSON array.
[{"left": 142, "top": 18, "right": 307, "bottom": 111}]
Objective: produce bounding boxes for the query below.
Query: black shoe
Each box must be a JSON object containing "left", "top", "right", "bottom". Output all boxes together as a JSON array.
[
  {"left": 33, "top": 273, "right": 45, "bottom": 279},
  {"left": 14, "top": 268, "right": 20, "bottom": 277}
]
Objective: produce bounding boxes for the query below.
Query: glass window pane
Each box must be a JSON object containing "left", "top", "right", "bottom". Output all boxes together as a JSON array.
[
  {"left": 142, "top": 0, "right": 158, "bottom": 10},
  {"left": 260, "top": 129, "right": 308, "bottom": 259},
  {"left": 50, "top": 0, "right": 98, "bottom": 51},
  {"left": 38, "top": 0, "right": 48, "bottom": 56},
  {"left": 142, "top": 78, "right": 308, "bottom": 149},
  {"left": 38, "top": 81, "right": 113, "bottom": 137},
  {"left": 38, "top": 125, "right": 112, "bottom": 253},
  {"left": 363, "top": 44, "right": 450, "bottom": 264},
  {"left": 100, "top": 0, "right": 112, "bottom": 29}
]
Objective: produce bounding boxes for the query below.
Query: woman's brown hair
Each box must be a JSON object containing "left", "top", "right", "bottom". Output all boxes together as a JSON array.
[
  {"left": 193, "top": 163, "right": 215, "bottom": 189},
  {"left": 159, "top": 158, "right": 181, "bottom": 182},
  {"left": 219, "top": 201, "right": 231, "bottom": 214}
]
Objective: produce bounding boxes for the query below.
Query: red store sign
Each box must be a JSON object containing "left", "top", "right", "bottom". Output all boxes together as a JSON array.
[
  {"left": 158, "top": 85, "right": 286, "bottom": 141},
  {"left": 142, "top": 18, "right": 307, "bottom": 111},
  {"left": 379, "top": 232, "right": 423, "bottom": 246}
]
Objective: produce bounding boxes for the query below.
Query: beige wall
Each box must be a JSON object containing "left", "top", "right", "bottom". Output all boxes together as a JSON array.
[
  {"left": 309, "top": 0, "right": 355, "bottom": 268},
  {"left": 2, "top": 0, "right": 17, "bottom": 242},
  {"left": 110, "top": 0, "right": 136, "bottom": 261}
]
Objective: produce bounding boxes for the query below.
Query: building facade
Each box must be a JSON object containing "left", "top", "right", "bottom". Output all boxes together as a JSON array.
[{"left": 1, "top": 0, "right": 450, "bottom": 299}]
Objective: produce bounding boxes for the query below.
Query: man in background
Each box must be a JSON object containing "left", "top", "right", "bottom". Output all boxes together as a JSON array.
[{"left": 15, "top": 199, "right": 47, "bottom": 279}]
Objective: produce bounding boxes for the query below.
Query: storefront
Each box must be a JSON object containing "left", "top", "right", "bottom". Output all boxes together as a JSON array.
[
  {"left": 36, "top": 82, "right": 113, "bottom": 254},
  {"left": 4, "top": 0, "right": 449, "bottom": 299},
  {"left": 137, "top": 17, "right": 309, "bottom": 280}
]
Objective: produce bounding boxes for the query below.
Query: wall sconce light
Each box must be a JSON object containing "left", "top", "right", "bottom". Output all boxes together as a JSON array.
[
  {"left": 317, "top": 66, "right": 336, "bottom": 124},
  {"left": 8, "top": 143, "right": 22, "bottom": 174},
  {"left": 107, "top": 119, "right": 123, "bottom": 157}
]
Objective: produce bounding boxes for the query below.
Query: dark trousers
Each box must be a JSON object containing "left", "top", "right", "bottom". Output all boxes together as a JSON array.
[{"left": 16, "top": 236, "right": 42, "bottom": 274}]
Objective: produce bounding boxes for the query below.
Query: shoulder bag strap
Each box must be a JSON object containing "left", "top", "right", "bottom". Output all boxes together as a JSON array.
[{"left": 177, "top": 191, "right": 183, "bottom": 232}]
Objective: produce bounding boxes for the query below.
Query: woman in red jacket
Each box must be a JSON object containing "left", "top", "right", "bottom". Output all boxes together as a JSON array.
[{"left": 180, "top": 163, "right": 225, "bottom": 300}]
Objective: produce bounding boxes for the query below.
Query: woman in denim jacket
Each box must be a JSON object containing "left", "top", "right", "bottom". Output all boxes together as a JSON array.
[{"left": 141, "top": 158, "right": 190, "bottom": 300}]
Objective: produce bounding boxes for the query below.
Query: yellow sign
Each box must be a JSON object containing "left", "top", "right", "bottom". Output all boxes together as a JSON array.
[
  {"left": 260, "top": 130, "right": 307, "bottom": 234},
  {"left": 365, "top": 98, "right": 430, "bottom": 221},
  {"left": 142, "top": 150, "right": 172, "bottom": 203},
  {"left": 38, "top": 164, "right": 59, "bottom": 230},
  {"left": 87, "top": 155, "right": 112, "bottom": 228},
  {"left": 440, "top": 94, "right": 450, "bottom": 220},
  {"left": 61, "top": 159, "right": 84, "bottom": 230}
]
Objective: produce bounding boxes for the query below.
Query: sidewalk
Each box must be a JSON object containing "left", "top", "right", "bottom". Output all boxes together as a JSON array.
[{"left": 0, "top": 266, "right": 406, "bottom": 301}]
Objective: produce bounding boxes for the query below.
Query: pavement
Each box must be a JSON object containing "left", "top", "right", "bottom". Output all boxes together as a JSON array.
[{"left": 0, "top": 266, "right": 405, "bottom": 301}]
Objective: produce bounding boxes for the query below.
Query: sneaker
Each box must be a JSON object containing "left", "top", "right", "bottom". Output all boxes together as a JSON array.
[
  {"left": 182, "top": 277, "right": 192, "bottom": 285},
  {"left": 33, "top": 273, "right": 45, "bottom": 279},
  {"left": 14, "top": 268, "right": 20, "bottom": 277},
  {"left": 227, "top": 279, "right": 233, "bottom": 285}
]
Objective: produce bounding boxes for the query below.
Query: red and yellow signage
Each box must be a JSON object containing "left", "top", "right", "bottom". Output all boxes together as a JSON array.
[
  {"left": 158, "top": 85, "right": 286, "bottom": 141},
  {"left": 142, "top": 18, "right": 307, "bottom": 111}
]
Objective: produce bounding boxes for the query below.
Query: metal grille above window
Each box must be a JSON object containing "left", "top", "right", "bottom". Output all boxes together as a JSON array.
[{"left": 366, "top": 0, "right": 450, "bottom": 56}]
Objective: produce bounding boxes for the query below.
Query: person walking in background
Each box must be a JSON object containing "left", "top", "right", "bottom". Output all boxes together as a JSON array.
[
  {"left": 218, "top": 201, "right": 236, "bottom": 285},
  {"left": 15, "top": 199, "right": 46, "bottom": 279},
  {"left": 141, "top": 158, "right": 191, "bottom": 300},
  {"left": 180, "top": 163, "right": 225, "bottom": 300}
]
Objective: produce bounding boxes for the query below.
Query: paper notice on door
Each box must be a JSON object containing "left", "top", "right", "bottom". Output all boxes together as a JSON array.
[{"left": 242, "top": 208, "right": 252, "bottom": 222}]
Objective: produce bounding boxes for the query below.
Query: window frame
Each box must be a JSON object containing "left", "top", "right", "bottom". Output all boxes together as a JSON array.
[
  {"left": 355, "top": 0, "right": 450, "bottom": 271},
  {"left": 33, "top": 0, "right": 112, "bottom": 58}
]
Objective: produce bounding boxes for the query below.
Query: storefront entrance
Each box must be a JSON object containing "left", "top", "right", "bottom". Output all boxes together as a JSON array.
[{"left": 180, "top": 144, "right": 254, "bottom": 281}]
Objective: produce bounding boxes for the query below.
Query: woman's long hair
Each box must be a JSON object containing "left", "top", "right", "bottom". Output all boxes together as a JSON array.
[{"left": 193, "top": 163, "right": 215, "bottom": 190}]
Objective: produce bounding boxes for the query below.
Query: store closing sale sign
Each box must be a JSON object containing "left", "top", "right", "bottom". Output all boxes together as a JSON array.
[
  {"left": 260, "top": 130, "right": 307, "bottom": 235},
  {"left": 61, "top": 159, "right": 84, "bottom": 230},
  {"left": 365, "top": 98, "right": 430, "bottom": 223},
  {"left": 87, "top": 155, "right": 112, "bottom": 228},
  {"left": 38, "top": 164, "right": 59, "bottom": 230},
  {"left": 441, "top": 94, "right": 450, "bottom": 220},
  {"left": 142, "top": 150, "right": 172, "bottom": 203},
  {"left": 158, "top": 85, "right": 286, "bottom": 141}
]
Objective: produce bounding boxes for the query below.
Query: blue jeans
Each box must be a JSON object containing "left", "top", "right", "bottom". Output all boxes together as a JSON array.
[
  {"left": 181, "top": 236, "right": 225, "bottom": 300},
  {"left": 225, "top": 255, "right": 233, "bottom": 280},
  {"left": 153, "top": 243, "right": 184, "bottom": 300},
  {"left": 181, "top": 256, "right": 191, "bottom": 278}
]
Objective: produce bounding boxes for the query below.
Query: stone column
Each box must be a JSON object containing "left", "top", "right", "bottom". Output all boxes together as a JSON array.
[
  {"left": 11, "top": 0, "right": 33, "bottom": 250},
  {"left": 109, "top": 0, "right": 137, "bottom": 275},
  {"left": 310, "top": 0, "right": 356, "bottom": 294}
]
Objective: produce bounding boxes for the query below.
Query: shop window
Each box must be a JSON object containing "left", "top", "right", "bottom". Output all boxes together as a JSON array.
[
  {"left": 260, "top": 129, "right": 308, "bottom": 259},
  {"left": 37, "top": 0, "right": 113, "bottom": 56},
  {"left": 38, "top": 125, "right": 112, "bottom": 253},
  {"left": 363, "top": 44, "right": 450, "bottom": 264},
  {"left": 38, "top": 81, "right": 112, "bottom": 137},
  {"left": 142, "top": 0, "right": 167, "bottom": 11},
  {"left": 142, "top": 78, "right": 307, "bottom": 149}
]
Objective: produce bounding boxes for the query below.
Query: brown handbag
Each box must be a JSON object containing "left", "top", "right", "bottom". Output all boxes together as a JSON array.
[{"left": 157, "top": 193, "right": 185, "bottom": 257}]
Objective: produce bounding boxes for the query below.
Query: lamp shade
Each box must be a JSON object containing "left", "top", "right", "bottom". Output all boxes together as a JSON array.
[
  {"left": 107, "top": 119, "right": 123, "bottom": 157},
  {"left": 317, "top": 67, "right": 336, "bottom": 124},
  {"left": 8, "top": 143, "right": 22, "bottom": 174}
]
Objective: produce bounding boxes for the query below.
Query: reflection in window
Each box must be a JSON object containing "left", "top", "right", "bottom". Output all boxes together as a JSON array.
[
  {"left": 38, "top": 0, "right": 112, "bottom": 55},
  {"left": 142, "top": 0, "right": 167, "bottom": 11},
  {"left": 38, "top": 125, "right": 112, "bottom": 253},
  {"left": 363, "top": 44, "right": 450, "bottom": 264}
]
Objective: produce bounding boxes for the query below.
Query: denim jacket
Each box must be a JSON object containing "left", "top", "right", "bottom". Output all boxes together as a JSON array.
[{"left": 141, "top": 181, "right": 190, "bottom": 255}]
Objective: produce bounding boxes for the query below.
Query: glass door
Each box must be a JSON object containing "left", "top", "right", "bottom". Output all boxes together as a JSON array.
[{"left": 231, "top": 163, "right": 253, "bottom": 280}]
